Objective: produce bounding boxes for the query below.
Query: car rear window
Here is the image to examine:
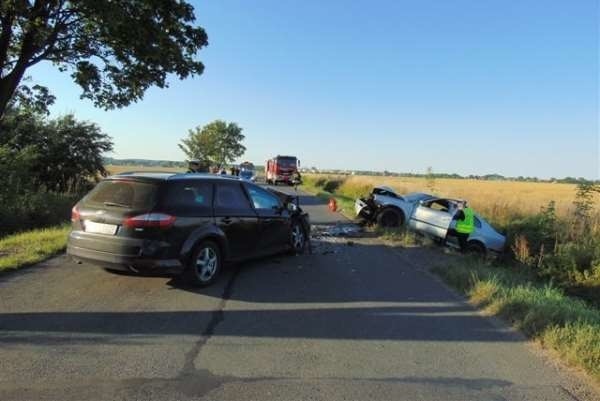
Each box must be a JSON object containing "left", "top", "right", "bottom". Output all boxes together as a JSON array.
[{"left": 84, "top": 180, "right": 158, "bottom": 210}]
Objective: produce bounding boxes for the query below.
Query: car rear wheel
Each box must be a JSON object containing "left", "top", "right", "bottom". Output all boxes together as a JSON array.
[
  {"left": 290, "top": 221, "right": 306, "bottom": 254},
  {"left": 377, "top": 207, "right": 404, "bottom": 228},
  {"left": 184, "top": 240, "right": 222, "bottom": 287}
]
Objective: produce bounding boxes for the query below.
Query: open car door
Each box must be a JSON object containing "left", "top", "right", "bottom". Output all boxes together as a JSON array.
[{"left": 409, "top": 198, "right": 454, "bottom": 239}]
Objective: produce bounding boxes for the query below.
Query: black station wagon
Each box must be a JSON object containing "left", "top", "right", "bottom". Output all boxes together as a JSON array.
[{"left": 67, "top": 173, "right": 310, "bottom": 286}]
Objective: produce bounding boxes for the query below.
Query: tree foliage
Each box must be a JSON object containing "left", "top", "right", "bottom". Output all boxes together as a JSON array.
[
  {"left": 572, "top": 182, "right": 600, "bottom": 236},
  {"left": 0, "top": 107, "right": 113, "bottom": 193},
  {"left": 0, "top": 0, "right": 208, "bottom": 118},
  {"left": 179, "top": 120, "right": 246, "bottom": 169}
]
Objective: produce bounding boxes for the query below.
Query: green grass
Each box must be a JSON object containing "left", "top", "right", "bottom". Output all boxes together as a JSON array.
[
  {"left": 374, "top": 226, "right": 423, "bottom": 246},
  {"left": 300, "top": 177, "right": 356, "bottom": 219},
  {"left": 0, "top": 225, "right": 71, "bottom": 272},
  {"left": 433, "top": 260, "right": 600, "bottom": 382}
]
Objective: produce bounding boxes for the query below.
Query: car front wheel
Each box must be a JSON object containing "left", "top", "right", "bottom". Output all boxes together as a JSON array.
[
  {"left": 184, "top": 240, "right": 222, "bottom": 287},
  {"left": 290, "top": 221, "right": 306, "bottom": 254},
  {"left": 377, "top": 207, "right": 404, "bottom": 228}
]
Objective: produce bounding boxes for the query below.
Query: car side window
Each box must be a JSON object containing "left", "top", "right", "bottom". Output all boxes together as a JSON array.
[
  {"left": 246, "top": 185, "right": 281, "bottom": 210},
  {"left": 474, "top": 216, "right": 482, "bottom": 228},
  {"left": 214, "top": 182, "right": 254, "bottom": 215},
  {"left": 161, "top": 181, "right": 213, "bottom": 216},
  {"left": 429, "top": 201, "right": 448, "bottom": 212},
  {"left": 422, "top": 199, "right": 450, "bottom": 213}
]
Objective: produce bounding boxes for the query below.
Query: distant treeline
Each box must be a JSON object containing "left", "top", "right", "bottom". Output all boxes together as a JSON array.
[
  {"left": 104, "top": 157, "right": 186, "bottom": 168},
  {"left": 104, "top": 157, "right": 265, "bottom": 172},
  {"left": 103, "top": 158, "right": 597, "bottom": 184},
  {"left": 310, "top": 169, "right": 599, "bottom": 184}
]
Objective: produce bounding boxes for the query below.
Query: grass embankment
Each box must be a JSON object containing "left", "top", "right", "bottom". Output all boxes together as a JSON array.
[
  {"left": 434, "top": 261, "right": 600, "bottom": 382},
  {"left": 0, "top": 225, "right": 71, "bottom": 272},
  {"left": 300, "top": 175, "right": 357, "bottom": 219}
]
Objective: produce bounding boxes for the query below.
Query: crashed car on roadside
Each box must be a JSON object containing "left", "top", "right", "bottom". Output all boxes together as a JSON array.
[{"left": 355, "top": 186, "right": 506, "bottom": 255}]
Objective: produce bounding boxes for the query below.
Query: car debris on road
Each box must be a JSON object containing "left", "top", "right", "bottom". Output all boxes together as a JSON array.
[{"left": 311, "top": 223, "right": 363, "bottom": 238}]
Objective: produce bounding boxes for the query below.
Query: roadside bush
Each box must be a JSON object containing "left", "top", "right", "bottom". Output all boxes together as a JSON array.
[
  {"left": 505, "top": 202, "right": 558, "bottom": 262},
  {"left": 0, "top": 190, "right": 80, "bottom": 237},
  {"left": 322, "top": 179, "right": 343, "bottom": 193},
  {"left": 314, "top": 177, "right": 327, "bottom": 187},
  {"left": 503, "top": 195, "right": 600, "bottom": 306}
]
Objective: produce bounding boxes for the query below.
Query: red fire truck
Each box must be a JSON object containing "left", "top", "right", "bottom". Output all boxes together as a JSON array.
[{"left": 265, "top": 155, "right": 300, "bottom": 185}]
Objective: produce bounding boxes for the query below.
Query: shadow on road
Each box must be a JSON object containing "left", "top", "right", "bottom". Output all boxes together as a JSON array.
[
  {"left": 0, "top": 303, "right": 517, "bottom": 343},
  {"left": 0, "top": 240, "right": 520, "bottom": 345}
]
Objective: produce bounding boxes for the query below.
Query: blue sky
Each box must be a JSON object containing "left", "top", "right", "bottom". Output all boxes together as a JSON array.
[{"left": 31, "top": 0, "right": 599, "bottom": 179}]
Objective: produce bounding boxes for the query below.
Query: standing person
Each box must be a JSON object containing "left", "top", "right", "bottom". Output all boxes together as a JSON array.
[
  {"left": 444, "top": 201, "right": 475, "bottom": 252},
  {"left": 187, "top": 159, "right": 210, "bottom": 173},
  {"left": 187, "top": 159, "right": 201, "bottom": 173}
]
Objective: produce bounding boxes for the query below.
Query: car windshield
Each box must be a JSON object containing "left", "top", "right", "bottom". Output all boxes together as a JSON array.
[{"left": 276, "top": 158, "right": 296, "bottom": 168}]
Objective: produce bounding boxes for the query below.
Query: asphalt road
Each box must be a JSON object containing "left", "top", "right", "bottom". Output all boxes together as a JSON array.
[{"left": 0, "top": 187, "right": 596, "bottom": 401}]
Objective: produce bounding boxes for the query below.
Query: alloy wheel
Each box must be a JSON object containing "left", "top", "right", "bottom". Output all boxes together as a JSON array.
[
  {"left": 195, "top": 246, "right": 218, "bottom": 282},
  {"left": 291, "top": 224, "right": 305, "bottom": 251}
]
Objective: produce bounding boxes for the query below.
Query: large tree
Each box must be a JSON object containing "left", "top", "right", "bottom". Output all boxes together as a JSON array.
[
  {"left": 0, "top": 0, "right": 208, "bottom": 119},
  {"left": 179, "top": 120, "right": 246, "bottom": 169}
]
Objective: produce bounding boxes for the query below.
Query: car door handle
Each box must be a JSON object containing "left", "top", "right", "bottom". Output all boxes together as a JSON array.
[{"left": 220, "top": 217, "right": 233, "bottom": 225}]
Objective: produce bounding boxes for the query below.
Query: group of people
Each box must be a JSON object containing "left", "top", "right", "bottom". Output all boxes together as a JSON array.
[{"left": 186, "top": 160, "right": 245, "bottom": 176}]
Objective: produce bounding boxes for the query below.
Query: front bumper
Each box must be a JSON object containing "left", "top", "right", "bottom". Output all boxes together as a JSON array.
[
  {"left": 355, "top": 198, "right": 376, "bottom": 220},
  {"left": 276, "top": 175, "right": 292, "bottom": 182}
]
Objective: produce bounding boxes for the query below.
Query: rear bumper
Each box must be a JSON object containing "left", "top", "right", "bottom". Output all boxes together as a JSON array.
[
  {"left": 67, "top": 231, "right": 183, "bottom": 273},
  {"left": 68, "top": 244, "right": 183, "bottom": 273}
]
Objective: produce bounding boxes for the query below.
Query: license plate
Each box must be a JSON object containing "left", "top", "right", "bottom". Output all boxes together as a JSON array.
[{"left": 84, "top": 220, "right": 118, "bottom": 235}]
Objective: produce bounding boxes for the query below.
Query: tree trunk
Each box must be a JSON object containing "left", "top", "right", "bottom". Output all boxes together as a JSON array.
[{"left": 0, "top": 67, "right": 27, "bottom": 119}]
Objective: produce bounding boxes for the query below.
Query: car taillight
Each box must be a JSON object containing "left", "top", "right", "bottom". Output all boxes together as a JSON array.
[
  {"left": 71, "top": 206, "right": 80, "bottom": 222},
  {"left": 123, "top": 213, "right": 176, "bottom": 229}
]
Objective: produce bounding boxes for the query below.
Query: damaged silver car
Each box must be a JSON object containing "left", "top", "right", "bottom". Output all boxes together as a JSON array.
[{"left": 355, "top": 186, "right": 506, "bottom": 255}]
